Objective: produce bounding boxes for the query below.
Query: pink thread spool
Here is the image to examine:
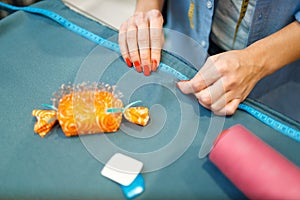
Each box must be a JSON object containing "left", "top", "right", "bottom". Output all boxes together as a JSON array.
[{"left": 209, "top": 124, "right": 300, "bottom": 199}]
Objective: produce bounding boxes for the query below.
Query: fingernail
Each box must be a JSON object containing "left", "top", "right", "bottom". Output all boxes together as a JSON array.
[
  {"left": 176, "top": 80, "right": 189, "bottom": 88},
  {"left": 177, "top": 80, "right": 190, "bottom": 84},
  {"left": 176, "top": 81, "right": 182, "bottom": 88},
  {"left": 152, "top": 59, "right": 158, "bottom": 71},
  {"left": 143, "top": 65, "right": 150, "bottom": 76},
  {"left": 125, "top": 58, "right": 132, "bottom": 67},
  {"left": 134, "top": 61, "right": 142, "bottom": 73}
]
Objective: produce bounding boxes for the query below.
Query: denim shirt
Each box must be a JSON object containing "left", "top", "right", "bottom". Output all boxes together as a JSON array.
[{"left": 164, "top": 0, "right": 300, "bottom": 52}]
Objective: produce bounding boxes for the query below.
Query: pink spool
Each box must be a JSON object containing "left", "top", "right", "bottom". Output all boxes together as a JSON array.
[{"left": 209, "top": 124, "right": 300, "bottom": 199}]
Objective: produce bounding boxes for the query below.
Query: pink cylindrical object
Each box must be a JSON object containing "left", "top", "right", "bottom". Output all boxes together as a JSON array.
[{"left": 209, "top": 124, "right": 300, "bottom": 199}]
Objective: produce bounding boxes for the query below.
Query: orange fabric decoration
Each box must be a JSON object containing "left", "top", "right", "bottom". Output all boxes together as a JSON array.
[{"left": 32, "top": 83, "right": 150, "bottom": 137}]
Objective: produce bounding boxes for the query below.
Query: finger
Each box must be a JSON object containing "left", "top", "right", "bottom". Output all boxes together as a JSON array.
[
  {"left": 127, "top": 16, "right": 142, "bottom": 73},
  {"left": 176, "top": 80, "right": 195, "bottom": 94},
  {"left": 135, "top": 12, "right": 151, "bottom": 76},
  {"left": 192, "top": 56, "right": 222, "bottom": 89},
  {"left": 148, "top": 9, "right": 164, "bottom": 71},
  {"left": 177, "top": 70, "right": 210, "bottom": 94},
  {"left": 177, "top": 56, "right": 222, "bottom": 94},
  {"left": 197, "top": 98, "right": 211, "bottom": 110},
  {"left": 195, "top": 78, "right": 226, "bottom": 110},
  {"left": 118, "top": 22, "right": 132, "bottom": 67},
  {"left": 213, "top": 99, "right": 240, "bottom": 116}
]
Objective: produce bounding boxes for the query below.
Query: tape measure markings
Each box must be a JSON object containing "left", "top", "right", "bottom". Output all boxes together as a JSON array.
[
  {"left": 1, "top": 2, "right": 299, "bottom": 142},
  {"left": 0, "top": 2, "right": 120, "bottom": 52},
  {"left": 238, "top": 103, "right": 300, "bottom": 142}
]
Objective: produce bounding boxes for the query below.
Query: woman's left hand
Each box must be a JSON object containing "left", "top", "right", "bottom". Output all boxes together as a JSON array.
[{"left": 177, "top": 49, "right": 263, "bottom": 115}]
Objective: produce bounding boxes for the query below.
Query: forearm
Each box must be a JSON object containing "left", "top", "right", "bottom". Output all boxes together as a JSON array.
[
  {"left": 245, "top": 21, "right": 300, "bottom": 79},
  {"left": 135, "top": 0, "right": 165, "bottom": 12}
]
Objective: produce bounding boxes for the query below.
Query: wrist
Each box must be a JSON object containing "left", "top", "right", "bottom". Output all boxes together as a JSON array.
[
  {"left": 135, "top": 0, "right": 164, "bottom": 13},
  {"left": 242, "top": 21, "right": 300, "bottom": 79},
  {"left": 243, "top": 42, "right": 269, "bottom": 80}
]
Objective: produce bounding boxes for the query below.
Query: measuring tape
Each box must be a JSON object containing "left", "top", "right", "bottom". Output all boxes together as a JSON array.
[
  {"left": 1, "top": 2, "right": 299, "bottom": 142},
  {"left": 238, "top": 104, "right": 300, "bottom": 142}
]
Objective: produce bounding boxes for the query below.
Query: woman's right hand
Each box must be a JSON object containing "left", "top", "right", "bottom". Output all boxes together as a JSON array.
[{"left": 118, "top": 9, "right": 164, "bottom": 76}]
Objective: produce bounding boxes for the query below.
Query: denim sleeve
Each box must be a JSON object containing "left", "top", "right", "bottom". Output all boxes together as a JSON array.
[{"left": 295, "top": 10, "right": 300, "bottom": 22}]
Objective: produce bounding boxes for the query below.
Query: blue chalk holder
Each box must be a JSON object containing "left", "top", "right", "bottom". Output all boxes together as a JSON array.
[{"left": 120, "top": 173, "right": 145, "bottom": 199}]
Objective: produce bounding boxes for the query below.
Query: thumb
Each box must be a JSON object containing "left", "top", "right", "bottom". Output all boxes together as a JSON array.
[{"left": 176, "top": 80, "right": 195, "bottom": 94}]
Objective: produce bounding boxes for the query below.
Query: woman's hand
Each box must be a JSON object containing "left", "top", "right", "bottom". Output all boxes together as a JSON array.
[
  {"left": 177, "top": 21, "right": 300, "bottom": 116},
  {"left": 118, "top": 9, "right": 164, "bottom": 76},
  {"left": 177, "top": 49, "right": 264, "bottom": 115}
]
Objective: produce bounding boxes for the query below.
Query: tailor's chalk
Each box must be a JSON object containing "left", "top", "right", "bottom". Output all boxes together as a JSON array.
[{"left": 101, "top": 153, "right": 143, "bottom": 186}]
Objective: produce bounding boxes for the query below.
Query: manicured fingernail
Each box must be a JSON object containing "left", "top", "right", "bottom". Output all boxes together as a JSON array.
[
  {"left": 152, "top": 59, "right": 158, "bottom": 71},
  {"left": 134, "top": 61, "right": 142, "bottom": 73},
  {"left": 176, "top": 80, "right": 189, "bottom": 88},
  {"left": 143, "top": 65, "right": 150, "bottom": 76},
  {"left": 176, "top": 81, "right": 182, "bottom": 88},
  {"left": 125, "top": 58, "right": 132, "bottom": 67}
]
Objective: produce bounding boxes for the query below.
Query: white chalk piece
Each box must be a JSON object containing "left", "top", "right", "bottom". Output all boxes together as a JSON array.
[{"left": 101, "top": 153, "right": 143, "bottom": 186}]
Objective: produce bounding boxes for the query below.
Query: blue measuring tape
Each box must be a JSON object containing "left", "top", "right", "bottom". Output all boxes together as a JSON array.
[
  {"left": 1, "top": 2, "right": 299, "bottom": 142},
  {"left": 238, "top": 104, "right": 300, "bottom": 142}
]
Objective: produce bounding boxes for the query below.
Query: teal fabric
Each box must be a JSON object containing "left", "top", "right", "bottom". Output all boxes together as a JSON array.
[{"left": 0, "top": 0, "right": 300, "bottom": 199}]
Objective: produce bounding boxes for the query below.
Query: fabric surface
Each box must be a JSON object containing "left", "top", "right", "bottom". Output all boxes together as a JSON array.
[{"left": 0, "top": 0, "right": 300, "bottom": 199}]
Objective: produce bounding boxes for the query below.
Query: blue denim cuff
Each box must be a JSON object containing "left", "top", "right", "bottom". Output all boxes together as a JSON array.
[{"left": 295, "top": 11, "right": 300, "bottom": 22}]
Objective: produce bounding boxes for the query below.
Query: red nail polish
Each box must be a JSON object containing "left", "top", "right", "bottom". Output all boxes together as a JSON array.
[
  {"left": 133, "top": 61, "right": 140, "bottom": 67},
  {"left": 152, "top": 59, "right": 158, "bottom": 71},
  {"left": 133, "top": 61, "right": 141, "bottom": 67},
  {"left": 125, "top": 58, "right": 132, "bottom": 67},
  {"left": 179, "top": 80, "right": 190, "bottom": 82},
  {"left": 134, "top": 61, "right": 142, "bottom": 72},
  {"left": 144, "top": 65, "right": 150, "bottom": 76}
]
